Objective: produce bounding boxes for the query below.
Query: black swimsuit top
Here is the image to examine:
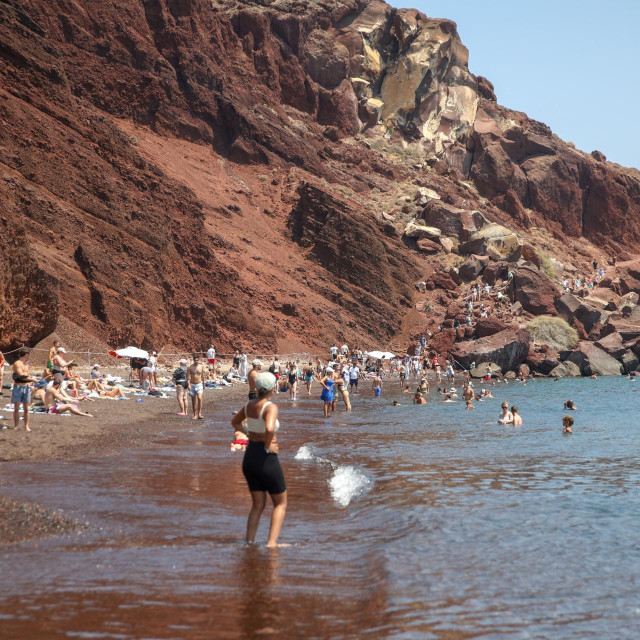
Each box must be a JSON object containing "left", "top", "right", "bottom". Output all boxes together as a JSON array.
[{"left": 13, "top": 373, "right": 30, "bottom": 383}]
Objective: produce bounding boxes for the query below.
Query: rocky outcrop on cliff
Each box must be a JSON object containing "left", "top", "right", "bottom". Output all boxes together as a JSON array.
[{"left": 0, "top": 0, "right": 639, "bottom": 356}]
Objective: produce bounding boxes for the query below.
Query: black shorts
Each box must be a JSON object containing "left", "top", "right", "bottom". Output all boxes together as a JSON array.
[
  {"left": 349, "top": 379, "right": 358, "bottom": 388},
  {"left": 242, "top": 441, "right": 286, "bottom": 494}
]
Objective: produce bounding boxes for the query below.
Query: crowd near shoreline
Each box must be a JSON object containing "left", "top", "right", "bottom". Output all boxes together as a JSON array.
[{"left": 2, "top": 336, "right": 637, "bottom": 546}]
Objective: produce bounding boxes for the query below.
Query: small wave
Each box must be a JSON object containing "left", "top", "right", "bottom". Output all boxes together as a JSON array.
[{"left": 295, "top": 446, "right": 372, "bottom": 507}]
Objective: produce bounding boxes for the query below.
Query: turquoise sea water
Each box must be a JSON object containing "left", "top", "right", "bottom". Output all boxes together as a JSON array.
[{"left": 0, "top": 376, "right": 639, "bottom": 638}]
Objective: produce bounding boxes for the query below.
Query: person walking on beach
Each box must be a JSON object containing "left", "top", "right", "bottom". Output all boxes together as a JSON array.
[
  {"left": 320, "top": 367, "right": 335, "bottom": 417},
  {"left": 172, "top": 358, "right": 189, "bottom": 416},
  {"left": 248, "top": 359, "right": 262, "bottom": 400},
  {"left": 304, "top": 362, "right": 314, "bottom": 395},
  {"left": 12, "top": 347, "right": 36, "bottom": 431},
  {"left": 231, "top": 372, "right": 287, "bottom": 547},
  {"left": 287, "top": 361, "right": 299, "bottom": 400},
  {"left": 187, "top": 352, "right": 205, "bottom": 419},
  {"left": 372, "top": 374, "right": 382, "bottom": 397}
]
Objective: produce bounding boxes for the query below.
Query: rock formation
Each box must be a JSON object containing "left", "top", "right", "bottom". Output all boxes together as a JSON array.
[{"left": 0, "top": 0, "right": 639, "bottom": 361}]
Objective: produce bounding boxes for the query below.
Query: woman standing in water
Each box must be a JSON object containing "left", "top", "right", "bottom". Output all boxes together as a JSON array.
[
  {"left": 231, "top": 372, "right": 287, "bottom": 547},
  {"left": 304, "top": 362, "right": 315, "bottom": 395},
  {"left": 319, "top": 367, "right": 335, "bottom": 417}
]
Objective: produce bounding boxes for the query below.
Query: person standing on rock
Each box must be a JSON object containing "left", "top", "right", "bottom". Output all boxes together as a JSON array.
[
  {"left": 12, "top": 347, "right": 36, "bottom": 431},
  {"left": 187, "top": 352, "right": 205, "bottom": 420}
]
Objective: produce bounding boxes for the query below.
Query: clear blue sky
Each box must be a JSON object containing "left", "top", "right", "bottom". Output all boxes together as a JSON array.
[{"left": 391, "top": 0, "right": 639, "bottom": 169}]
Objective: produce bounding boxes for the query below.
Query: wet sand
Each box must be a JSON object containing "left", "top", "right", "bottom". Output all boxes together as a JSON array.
[{"left": 0, "top": 377, "right": 248, "bottom": 544}]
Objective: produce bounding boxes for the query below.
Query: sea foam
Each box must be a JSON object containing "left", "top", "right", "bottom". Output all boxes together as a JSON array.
[{"left": 295, "top": 445, "right": 372, "bottom": 507}]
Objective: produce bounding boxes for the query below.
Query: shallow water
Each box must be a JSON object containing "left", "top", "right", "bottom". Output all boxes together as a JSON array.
[{"left": 1, "top": 377, "right": 639, "bottom": 639}]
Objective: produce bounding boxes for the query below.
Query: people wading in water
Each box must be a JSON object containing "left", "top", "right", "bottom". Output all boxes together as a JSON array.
[
  {"left": 320, "top": 367, "right": 335, "bottom": 417},
  {"left": 231, "top": 372, "right": 287, "bottom": 547}
]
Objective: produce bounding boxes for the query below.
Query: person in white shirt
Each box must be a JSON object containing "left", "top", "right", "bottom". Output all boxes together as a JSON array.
[
  {"left": 240, "top": 351, "right": 248, "bottom": 377},
  {"left": 341, "top": 344, "right": 349, "bottom": 356},
  {"left": 349, "top": 365, "right": 359, "bottom": 392},
  {"left": 330, "top": 345, "right": 338, "bottom": 359},
  {"left": 206, "top": 345, "right": 216, "bottom": 370}
]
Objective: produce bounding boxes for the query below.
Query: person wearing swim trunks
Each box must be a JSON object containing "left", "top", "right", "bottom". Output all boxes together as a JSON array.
[
  {"left": 12, "top": 347, "right": 36, "bottom": 431},
  {"left": 44, "top": 340, "right": 60, "bottom": 378},
  {"left": 45, "top": 380, "right": 94, "bottom": 417},
  {"left": 187, "top": 352, "right": 205, "bottom": 419},
  {"left": 372, "top": 374, "right": 382, "bottom": 397},
  {"left": 248, "top": 359, "right": 262, "bottom": 400},
  {"left": 231, "top": 372, "right": 287, "bottom": 547},
  {"left": 206, "top": 344, "right": 216, "bottom": 369},
  {"left": 320, "top": 367, "right": 335, "bottom": 417},
  {"left": 348, "top": 364, "right": 359, "bottom": 393}
]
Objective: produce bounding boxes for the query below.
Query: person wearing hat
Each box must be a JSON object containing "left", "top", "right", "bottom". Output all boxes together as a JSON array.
[
  {"left": 231, "top": 371, "right": 287, "bottom": 547},
  {"left": 247, "top": 359, "right": 263, "bottom": 400},
  {"left": 51, "top": 347, "right": 74, "bottom": 377},
  {"left": 319, "top": 367, "right": 335, "bottom": 417},
  {"left": 172, "top": 358, "right": 189, "bottom": 415}
]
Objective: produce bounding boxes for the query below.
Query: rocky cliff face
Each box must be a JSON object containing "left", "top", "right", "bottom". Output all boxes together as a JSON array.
[{"left": 1, "top": 0, "right": 639, "bottom": 355}]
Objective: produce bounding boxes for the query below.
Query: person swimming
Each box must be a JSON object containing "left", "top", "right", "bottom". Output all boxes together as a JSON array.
[
  {"left": 563, "top": 415, "right": 574, "bottom": 434},
  {"left": 498, "top": 402, "right": 513, "bottom": 424},
  {"left": 564, "top": 399, "right": 577, "bottom": 410}
]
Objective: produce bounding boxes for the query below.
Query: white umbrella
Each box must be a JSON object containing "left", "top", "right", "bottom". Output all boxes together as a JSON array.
[
  {"left": 114, "top": 346, "right": 149, "bottom": 359},
  {"left": 366, "top": 350, "right": 397, "bottom": 360}
]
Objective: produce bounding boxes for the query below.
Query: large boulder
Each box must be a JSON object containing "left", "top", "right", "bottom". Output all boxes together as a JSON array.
[
  {"left": 595, "top": 332, "right": 626, "bottom": 360},
  {"left": 458, "top": 224, "right": 522, "bottom": 261},
  {"left": 566, "top": 342, "right": 623, "bottom": 376},
  {"left": 605, "top": 318, "right": 640, "bottom": 341},
  {"left": 403, "top": 221, "right": 442, "bottom": 239},
  {"left": 422, "top": 201, "right": 487, "bottom": 242},
  {"left": 469, "top": 362, "right": 502, "bottom": 378},
  {"left": 513, "top": 264, "right": 560, "bottom": 315},
  {"left": 458, "top": 254, "right": 490, "bottom": 281},
  {"left": 483, "top": 261, "right": 509, "bottom": 286},
  {"left": 475, "top": 317, "right": 514, "bottom": 337},
  {"left": 621, "top": 350, "right": 640, "bottom": 374},
  {"left": 550, "top": 361, "right": 581, "bottom": 378},
  {"left": 555, "top": 292, "right": 582, "bottom": 318},
  {"left": 450, "top": 328, "right": 530, "bottom": 373}
]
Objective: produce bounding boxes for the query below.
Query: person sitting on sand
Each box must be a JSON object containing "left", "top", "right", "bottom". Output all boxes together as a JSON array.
[
  {"left": 564, "top": 399, "right": 577, "bottom": 410},
  {"left": 511, "top": 405, "right": 522, "bottom": 426},
  {"left": 98, "top": 385, "right": 127, "bottom": 398},
  {"left": 413, "top": 391, "right": 426, "bottom": 405},
  {"left": 563, "top": 415, "right": 574, "bottom": 434},
  {"left": 45, "top": 380, "right": 93, "bottom": 417},
  {"left": 498, "top": 402, "right": 513, "bottom": 424}
]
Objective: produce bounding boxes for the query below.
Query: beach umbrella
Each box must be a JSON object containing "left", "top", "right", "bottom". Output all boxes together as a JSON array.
[
  {"left": 366, "top": 350, "right": 397, "bottom": 359},
  {"left": 380, "top": 351, "right": 397, "bottom": 359},
  {"left": 113, "top": 346, "right": 149, "bottom": 359}
]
